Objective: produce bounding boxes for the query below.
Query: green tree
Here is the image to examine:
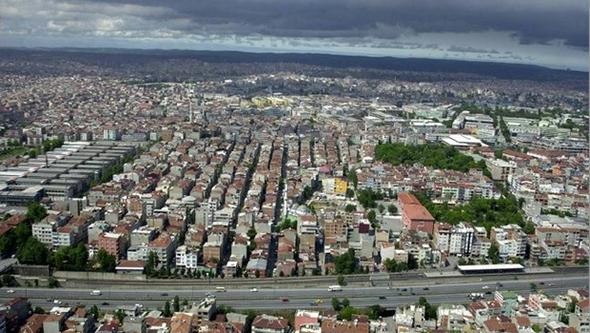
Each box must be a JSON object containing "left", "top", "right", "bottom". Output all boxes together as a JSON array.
[
  {"left": 17, "top": 237, "right": 49, "bottom": 265},
  {"left": 337, "top": 275, "right": 346, "bottom": 286},
  {"left": 334, "top": 249, "right": 359, "bottom": 275},
  {"left": 367, "top": 210, "right": 377, "bottom": 228},
  {"left": 488, "top": 243, "right": 500, "bottom": 264},
  {"left": 50, "top": 243, "right": 89, "bottom": 271},
  {"left": 89, "top": 305, "right": 100, "bottom": 319},
  {"left": 367, "top": 305, "right": 385, "bottom": 320},
  {"left": 340, "top": 306, "right": 356, "bottom": 320},
  {"left": 378, "top": 204, "right": 385, "bottom": 214},
  {"left": 114, "top": 309, "right": 126, "bottom": 323},
  {"left": 163, "top": 300, "right": 172, "bottom": 317},
  {"left": 345, "top": 188, "right": 355, "bottom": 198},
  {"left": 173, "top": 295, "right": 180, "bottom": 312},
  {"left": 92, "top": 249, "right": 117, "bottom": 272},
  {"left": 332, "top": 297, "right": 342, "bottom": 311},
  {"left": 344, "top": 204, "right": 356, "bottom": 213},
  {"left": 387, "top": 204, "right": 398, "bottom": 215},
  {"left": 26, "top": 202, "right": 47, "bottom": 222}
]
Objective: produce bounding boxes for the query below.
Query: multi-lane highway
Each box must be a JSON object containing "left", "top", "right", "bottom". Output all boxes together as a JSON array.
[{"left": 1, "top": 273, "right": 587, "bottom": 311}]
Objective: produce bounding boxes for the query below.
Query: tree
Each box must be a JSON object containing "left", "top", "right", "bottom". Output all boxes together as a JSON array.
[
  {"left": 334, "top": 249, "right": 359, "bottom": 275},
  {"left": 344, "top": 204, "right": 356, "bottom": 213},
  {"left": 387, "top": 204, "right": 398, "bottom": 215},
  {"left": 367, "top": 210, "right": 377, "bottom": 228},
  {"left": 163, "top": 301, "right": 172, "bottom": 317},
  {"left": 17, "top": 237, "right": 49, "bottom": 265},
  {"left": 340, "top": 306, "right": 356, "bottom": 320},
  {"left": 418, "top": 297, "right": 438, "bottom": 320},
  {"left": 332, "top": 297, "right": 342, "bottom": 311},
  {"left": 26, "top": 202, "right": 47, "bottom": 222},
  {"left": 337, "top": 275, "right": 346, "bottom": 286},
  {"left": 89, "top": 305, "right": 100, "bottom": 319},
  {"left": 488, "top": 243, "right": 500, "bottom": 264},
  {"left": 92, "top": 249, "right": 117, "bottom": 272},
  {"left": 345, "top": 188, "right": 355, "bottom": 198},
  {"left": 144, "top": 252, "right": 159, "bottom": 277},
  {"left": 367, "top": 305, "right": 385, "bottom": 320},
  {"left": 50, "top": 244, "right": 88, "bottom": 271},
  {"left": 114, "top": 309, "right": 126, "bottom": 323},
  {"left": 173, "top": 296, "right": 180, "bottom": 312},
  {"left": 47, "top": 276, "right": 59, "bottom": 288}
]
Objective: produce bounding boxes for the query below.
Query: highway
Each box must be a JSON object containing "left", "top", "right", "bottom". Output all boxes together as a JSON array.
[{"left": 1, "top": 273, "right": 587, "bottom": 311}]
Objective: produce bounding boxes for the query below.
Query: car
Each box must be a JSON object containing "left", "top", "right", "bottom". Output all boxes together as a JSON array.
[
  {"left": 496, "top": 283, "right": 503, "bottom": 287},
  {"left": 46, "top": 299, "right": 52, "bottom": 302},
  {"left": 539, "top": 282, "right": 545, "bottom": 285},
  {"left": 482, "top": 286, "right": 489, "bottom": 290},
  {"left": 161, "top": 293, "right": 169, "bottom": 296},
  {"left": 101, "top": 302, "right": 110, "bottom": 306},
  {"left": 250, "top": 288, "right": 258, "bottom": 292},
  {"left": 378, "top": 296, "right": 386, "bottom": 300},
  {"left": 53, "top": 300, "right": 62, "bottom": 305},
  {"left": 5, "top": 289, "right": 14, "bottom": 294},
  {"left": 281, "top": 297, "right": 289, "bottom": 302},
  {"left": 401, "top": 288, "right": 408, "bottom": 292},
  {"left": 485, "top": 291, "right": 492, "bottom": 295},
  {"left": 423, "top": 287, "right": 429, "bottom": 290},
  {"left": 548, "top": 283, "right": 554, "bottom": 287}
]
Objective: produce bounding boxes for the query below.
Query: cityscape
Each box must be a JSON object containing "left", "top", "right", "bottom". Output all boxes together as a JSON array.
[{"left": 0, "top": 1, "right": 588, "bottom": 333}]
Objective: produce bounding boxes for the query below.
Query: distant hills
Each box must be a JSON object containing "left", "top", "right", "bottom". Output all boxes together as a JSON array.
[{"left": 1, "top": 46, "right": 587, "bottom": 83}]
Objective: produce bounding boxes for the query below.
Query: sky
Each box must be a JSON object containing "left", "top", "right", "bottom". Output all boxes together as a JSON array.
[{"left": 0, "top": 0, "right": 588, "bottom": 71}]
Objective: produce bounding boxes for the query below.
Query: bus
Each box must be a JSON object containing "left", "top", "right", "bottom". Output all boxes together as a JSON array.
[{"left": 215, "top": 287, "right": 226, "bottom": 292}]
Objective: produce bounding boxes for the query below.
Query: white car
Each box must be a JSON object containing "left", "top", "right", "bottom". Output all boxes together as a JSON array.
[
  {"left": 250, "top": 288, "right": 258, "bottom": 292},
  {"left": 5, "top": 289, "right": 14, "bottom": 294},
  {"left": 482, "top": 286, "right": 489, "bottom": 290},
  {"left": 53, "top": 300, "right": 62, "bottom": 305}
]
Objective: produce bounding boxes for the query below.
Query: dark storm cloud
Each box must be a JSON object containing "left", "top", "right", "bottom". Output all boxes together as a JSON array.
[{"left": 65, "top": 0, "right": 588, "bottom": 48}]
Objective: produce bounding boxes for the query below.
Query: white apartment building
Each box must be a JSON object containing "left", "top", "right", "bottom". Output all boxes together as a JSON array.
[{"left": 175, "top": 245, "right": 199, "bottom": 269}]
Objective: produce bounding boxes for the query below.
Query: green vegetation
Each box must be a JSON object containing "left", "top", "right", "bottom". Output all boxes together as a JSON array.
[
  {"left": 357, "top": 188, "right": 383, "bottom": 209},
  {"left": 17, "top": 237, "right": 49, "bottom": 265},
  {"left": 50, "top": 244, "right": 89, "bottom": 271},
  {"left": 367, "top": 210, "right": 378, "bottom": 228},
  {"left": 499, "top": 116, "right": 512, "bottom": 143},
  {"left": 337, "top": 274, "right": 346, "bottom": 286},
  {"left": 276, "top": 217, "right": 297, "bottom": 231},
  {"left": 26, "top": 202, "right": 47, "bottom": 222},
  {"left": 418, "top": 297, "right": 438, "bottom": 320},
  {"left": 90, "top": 249, "right": 117, "bottom": 272},
  {"left": 333, "top": 249, "right": 361, "bottom": 275},
  {"left": 488, "top": 244, "right": 500, "bottom": 264},
  {"left": 414, "top": 192, "right": 531, "bottom": 234},
  {"left": 347, "top": 169, "right": 358, "bottom": 189},
  {"left": 383, "top": 258, "right": 409, "bottom": 272},
  {"left": 541, "top": 209, "right": 574, "bottom": 218},
  {"left": 344, "top": 204, "right": 356, "bottom": 213},
  {"left": 375, "top": 143, "right": 488, "bottom": 173},
  {"left": 387, "top": 204, "right": 398, "bottom": 215}
]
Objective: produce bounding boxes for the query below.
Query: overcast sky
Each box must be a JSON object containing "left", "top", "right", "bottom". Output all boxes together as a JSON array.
[{"left": 1, "top": 0, "right": 588, "bottom": 70}]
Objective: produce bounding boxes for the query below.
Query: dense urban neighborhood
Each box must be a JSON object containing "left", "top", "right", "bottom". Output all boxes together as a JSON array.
[{"left": 0, "top": 49, "right": 587, "bottom": 332}]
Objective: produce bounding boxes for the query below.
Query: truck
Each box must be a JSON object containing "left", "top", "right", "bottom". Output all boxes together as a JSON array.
[
  {"left": 328, "top": 285, "right": 343, "bottom": 292},
  {"left": 90, "top": 290, "right": 102, "bottom": 296}
]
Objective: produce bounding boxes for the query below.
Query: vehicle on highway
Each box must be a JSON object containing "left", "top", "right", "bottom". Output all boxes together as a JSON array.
[
  {"left": 53, "top": 300, "right": 62, "bottom": 305},
  {"left": 161, "top": 293, "right": 169, "bottom": 296},
  {"left": 328, "top": 285, "right": 343, "bottom": 292},
  {"left": 90, "top": 290, "right": 102, "bottom": 296},
  {"left": 378, "top": 296, "right": 386, "bottom": 300},
  {"left": 5, "top": 289, "right": 14, "bottom": 294},
  {"left": 482, "top": 285, "right": 489, "bottom": 290},
  {"left": 281, "top": 297, "right": 289, "bottom": 302},
  {"left": 485, "top": 291, "right": 492, "bottom": 295},
  {"left": 216, "top": 287, "right": 226, "bottom": 292},
  {"left": 250, "top": 288, "right": 258, "bottom": 292},
  {"left": 101, "top": 302, "right": 109, "bottom": 306},
  {"left": 423, "top": 287, "right": 429, "bottom": 290},
  {"left": 468, "top": 293, "right": 484, "bottom": 300},
  {"left": 46, "top": 299, "right": 52, "bottom": 302}
]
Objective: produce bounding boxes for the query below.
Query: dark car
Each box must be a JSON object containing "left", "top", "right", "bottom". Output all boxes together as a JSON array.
[
  {"left": 378, "top": 296, "right": 386, "bottom": 300},
  {"left": 281, "top": 297, "right": 289, "bottom": 302},
  {"left": 101, "top": 302, "right": 110, "bottom": 306},
  {"left": 161, "top": 293, "right": 169, "bottom": 296},
  {"left": 423, "top": 287, "right": 430, "bottom": 290}
]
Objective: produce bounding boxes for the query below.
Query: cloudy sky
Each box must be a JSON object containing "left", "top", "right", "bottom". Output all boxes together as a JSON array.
[{"left": 1, "top": 0, "right": 588, "bottom": 70}]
